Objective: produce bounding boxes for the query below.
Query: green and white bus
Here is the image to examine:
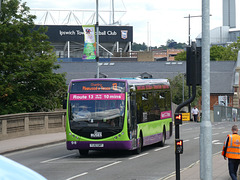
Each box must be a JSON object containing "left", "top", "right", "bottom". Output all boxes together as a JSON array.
[{"left": 66, "top": 78, "right": 173, "bottom": 155}]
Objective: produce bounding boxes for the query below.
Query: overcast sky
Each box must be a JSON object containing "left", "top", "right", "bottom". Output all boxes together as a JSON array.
[{"left": 24, "top": 0, "right": 239, "bottom": 46}]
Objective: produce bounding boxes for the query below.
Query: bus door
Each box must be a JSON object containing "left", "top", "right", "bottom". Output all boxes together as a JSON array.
[{"left": 129, "top": 93, "right": 137, "bottom": 148}]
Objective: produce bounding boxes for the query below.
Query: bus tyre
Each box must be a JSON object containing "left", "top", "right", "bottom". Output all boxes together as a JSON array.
[
  {"left": 79, "top": 150, "right": 89, "bottom": 156},
  {"left": 136, "top": 136, "right": 143, "bottom": 154},
  {"left": 159, "top": 130, "right": 166, "bottom": 147}
]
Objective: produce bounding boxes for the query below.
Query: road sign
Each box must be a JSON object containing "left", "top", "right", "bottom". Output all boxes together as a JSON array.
[{"left": 182, "top": 113, "right": 190, "bottom": 121}]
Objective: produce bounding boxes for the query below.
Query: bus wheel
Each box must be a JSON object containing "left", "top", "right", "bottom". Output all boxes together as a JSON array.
[
  {"left": 79, "top": 150, "right": 89, "bottom": 156},
  {"left": 136, "top": 135, "right": 143, "bottom": 154},
  {"left": 159, "top": 130, "right": 166, "bottom": 147}
]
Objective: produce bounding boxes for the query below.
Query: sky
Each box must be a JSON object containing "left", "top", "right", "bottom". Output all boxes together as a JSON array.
[{"left": 23, "top": 0, "right": 239, "bottom": 47}]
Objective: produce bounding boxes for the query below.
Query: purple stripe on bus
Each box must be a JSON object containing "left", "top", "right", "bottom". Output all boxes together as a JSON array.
[
  {"left": 142, "top": 131, "right": 171, "bottom": 146},
  {"left": 66, "top": 140, "right": 133, "bottom": 150},
  {"left": 143, "top": 133, "right": 162, "bottom": 146}
]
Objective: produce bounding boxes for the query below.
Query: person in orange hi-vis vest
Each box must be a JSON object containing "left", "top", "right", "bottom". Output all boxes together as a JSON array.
[{"left": 222, "top": 125, "right": 240, "bottom": 180}]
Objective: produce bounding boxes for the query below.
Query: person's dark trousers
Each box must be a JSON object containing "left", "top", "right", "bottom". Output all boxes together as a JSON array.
[
  {"left": 228, "top": 158, "right": 240, "bottom": 180},
  {"left": 193, "top": 114, "right": 198, "bottom": 122}
]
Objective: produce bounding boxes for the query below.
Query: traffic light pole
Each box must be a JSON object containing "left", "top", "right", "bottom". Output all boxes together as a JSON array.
[
  {"left": 175, "top": 50, "right": 197, "bottom": 179},
  {"left": 175, "top": 84, "right": 196, "bottom": 180}
]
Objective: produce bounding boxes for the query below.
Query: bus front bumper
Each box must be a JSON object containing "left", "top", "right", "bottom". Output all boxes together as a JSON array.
[{"left": 66, "top": 140, "right": 133, "bottom": 151}]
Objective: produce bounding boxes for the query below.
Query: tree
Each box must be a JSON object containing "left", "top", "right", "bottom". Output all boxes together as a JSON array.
[
  {"left": 0, "top": 0, "right": 67, "bottom": 115},
  {"left": 166, "top": 39, "right": 177, "bottom": 48},
  {"left": 224, "top": 37, "right": 240, "bottom": 60},
  {"left": 131, "top": 42, "right": 147, "bottom": 51},
  {"left": 175, "top": 42, "right": 240, "bottom": 61},
  {"left": 210, "top": 45, "right": 225, "bottom": 61},
  {"left": 159, "top": 39, "right": 187, "bottom": 50},
  {"left": 169, "top": 74, "right": 201, "bottom": 107},
  {"left": 175, "top": 51, "right": 186, "bottom": 61}
]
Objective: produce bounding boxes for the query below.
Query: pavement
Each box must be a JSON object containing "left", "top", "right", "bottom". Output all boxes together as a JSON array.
[
  {"left": 0, "top": 132, "right": 66, "bottom": 155},
  {"left": 163, "top": 152, "right": 232, "bottom": 180},
  {"left": 0, "top": 132, "right": 235, "bottom": 180}
]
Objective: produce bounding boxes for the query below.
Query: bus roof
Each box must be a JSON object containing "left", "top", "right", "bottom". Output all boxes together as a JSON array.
[
  {"left": 125, "top": 78, "right": 170, "bottom": 86},
  {"left": 70, "top": 78, "right": 169, "bottom": 85},
  {"left": 69, "top": 78, "right": 170, "bottom": 93}
]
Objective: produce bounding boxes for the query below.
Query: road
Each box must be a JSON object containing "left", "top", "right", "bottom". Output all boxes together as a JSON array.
[{"left": 4, "top": 121, "right": 237, "bottom": 180}]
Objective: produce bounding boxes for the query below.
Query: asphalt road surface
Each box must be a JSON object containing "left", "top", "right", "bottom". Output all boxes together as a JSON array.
[{"left": 5, "top": 121, "right": 237, "bottom": 180}]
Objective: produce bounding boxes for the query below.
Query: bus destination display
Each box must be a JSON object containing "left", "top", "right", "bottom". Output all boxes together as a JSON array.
[{"left": 70, "top": 93, "right": 125, "bottom": 101}]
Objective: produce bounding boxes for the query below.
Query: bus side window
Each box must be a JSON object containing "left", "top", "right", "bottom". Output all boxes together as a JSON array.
[
  {"left": 127, "top": 97, "right": 132, "bottom": 130},
  {"left": 136, "top": 92, "right": 143, "bottom": 123},
  {"left": 159, "top": 92, "right": 165, "bottom": 112}
]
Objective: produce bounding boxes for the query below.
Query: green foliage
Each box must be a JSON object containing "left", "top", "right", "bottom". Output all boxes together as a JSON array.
[
  {"left": 169, "top": 74, "right": 201, "bottom": 107},
  {"left": 175, "top": 51, "right": 186, "bottom": 61},
  {"left": 165, "top": 39, "right": 187, "bottom": 49},
  {"left": 210, "top": 37, "right": 240, "bottom": 61},
  {"left": 210, "top": 45, "right": 228, "bottom": 61},
  {"left": 224, "top": 37, "right": 240, "bottom": 60},
  {"left": 175, "top": 38, "right": 240, "bottom": 61},
  {"left": 0, "top": 0, "right": 67, "bottom": 115},
  {"left": 132, "top": 39, "right": 187, "bottom": 51},
  {"left": 131, "top": 42, "right": 147, "bottom": 51}
]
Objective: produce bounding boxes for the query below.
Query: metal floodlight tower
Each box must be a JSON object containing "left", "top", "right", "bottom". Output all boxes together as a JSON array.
[{"left": 96, "top": 0, "right": 100, "bottom": 78}]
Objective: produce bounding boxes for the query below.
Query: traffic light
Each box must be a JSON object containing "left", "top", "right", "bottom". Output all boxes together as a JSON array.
[
  {"left": 186, "top": 44, "right": 202, "bottom": 86},
  {"left": 175, "top": 113, "right": 182, "bottom": 125},
  {"left": 175, "top": 139, "right": 183, "bottom": 154}
]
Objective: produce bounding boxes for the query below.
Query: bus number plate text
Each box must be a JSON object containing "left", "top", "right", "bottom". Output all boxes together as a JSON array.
[{"left": 90, "top": 144, "right": 104, "bottom": 147}]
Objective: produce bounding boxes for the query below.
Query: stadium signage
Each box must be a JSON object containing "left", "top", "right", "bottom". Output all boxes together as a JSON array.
[
  {"left": 59, "top": 30, "right": 118, "bottom": 36},
  {"left": 35, "top": 25, "right": 133, "bottom": 43}
]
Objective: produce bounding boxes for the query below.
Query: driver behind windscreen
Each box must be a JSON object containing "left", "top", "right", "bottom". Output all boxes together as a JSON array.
[{"left": 75, "top": 105, "right": 91, "bottom": 121}]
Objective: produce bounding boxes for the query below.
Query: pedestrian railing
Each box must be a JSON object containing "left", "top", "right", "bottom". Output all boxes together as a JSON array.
[{"left": 214, "top": 105, "right": 240, "bottom": 122}]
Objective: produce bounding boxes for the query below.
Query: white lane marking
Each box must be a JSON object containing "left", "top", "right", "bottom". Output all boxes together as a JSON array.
[
  {"left": 183, "top": 140, "right": 189, "bottom": 143},
  {"left": 194, "top": 137, "right": 199, "bottom": 140},
  {"left": 212, "top": 133, "right": 219, "bottom": 136},
  {"left": 129, "top": 152, "right": 149, "bottom": 160},
  {"left": 96, "top": 161, "right": 122, "bottom": 171},
  {"left": 41, "top": 153, "right": 76, "bottom": 163},
  {"left": 154, "top": 145, "right": 170, "bottom": 152},
  {"left": 45, "top": 160, "right": 114, "bottom": 164},
  {"left": 66, "top": 172, "right": 88, "bottom": 180},
  {"left": 222, "top": 131, "right": 229, "bottom": 134},
  {"left": 181, "top": 123, "right": 190, "bottom": 126},
  {"left": 212, "top": 140, "right": 223, "bottom": 145}
]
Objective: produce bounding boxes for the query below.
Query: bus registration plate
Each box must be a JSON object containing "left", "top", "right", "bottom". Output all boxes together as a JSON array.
[{"left": 90, "top": 143, "right": 104, "bottom": 147}]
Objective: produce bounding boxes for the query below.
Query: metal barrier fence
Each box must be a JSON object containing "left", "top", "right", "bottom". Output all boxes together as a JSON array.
[
  {"left": 0, "top": 111, "right": 66, "bottom": 140},
  {"left": 213, "top": 105, "right": 240, "bottom": 122}
]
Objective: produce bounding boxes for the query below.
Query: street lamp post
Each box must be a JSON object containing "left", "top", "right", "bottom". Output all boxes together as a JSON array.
[
  {"left": 96, "top": 0, "right": 100, "bottom": 78},
  {"left": 184, "top": 14, "right": 202, "bottom": 46},
  {"left": 184, "top": 14, "right": 212, "bottom": 45}
]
